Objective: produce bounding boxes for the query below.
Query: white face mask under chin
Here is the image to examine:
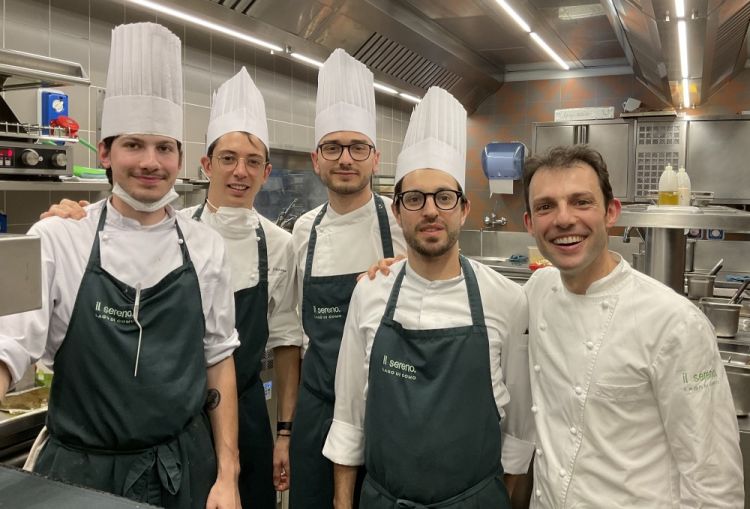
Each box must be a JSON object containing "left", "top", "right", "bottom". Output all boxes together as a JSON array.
[
  {"left": 204, "top": 202, "right": 257, "bottom": 237},
  {"left": 112, "top": 182, "right": 179, "bottom": 213}
]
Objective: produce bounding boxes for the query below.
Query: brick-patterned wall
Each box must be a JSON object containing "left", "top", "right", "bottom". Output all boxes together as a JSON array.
[{"left": 464, "top": 72, "right": 750, "bottom": 231}]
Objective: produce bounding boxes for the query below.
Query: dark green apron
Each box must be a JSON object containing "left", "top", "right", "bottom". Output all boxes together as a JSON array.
[
  {"left": 36, "top": 202, "right": 216, "bottom": 509},
  {"left": 361, "top": 256, "right": 510, "bottom": 509},
  {"left": 193, "top": 203, "right": 275, "bottom": 508},
  {"left": 289, "top": 195, "right": 394, "bottom": 509}
]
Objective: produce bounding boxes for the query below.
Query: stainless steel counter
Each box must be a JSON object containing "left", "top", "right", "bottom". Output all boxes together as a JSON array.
[
  {"left": 0, "top": 465, "right": 159, "bottom": 508},
  {"left": 468, "top": 256, "right": 532, "bottom": 284},
  {"left": 0, "top": 407, "right": 45, "bottom": 466},
  {"left": 616, "top": 204, "right": 750, "bottom": 232}
]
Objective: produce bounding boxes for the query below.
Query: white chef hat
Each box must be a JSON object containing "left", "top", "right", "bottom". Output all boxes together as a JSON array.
[
  {"left": 315, "top": 48, "right": 376, "bottom": 148},
  {"left": 395, "top": 86, "right": 466, "bottom": 190},
  {"left": 206, "top": 67, "right": 269, "bottom": 153},
  {"left": 100, "top": 22, "right": 183, "bottom": 141}
]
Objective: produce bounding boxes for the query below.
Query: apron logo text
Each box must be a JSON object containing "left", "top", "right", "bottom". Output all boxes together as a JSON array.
[
  {"left": 94, "top": 301, "right": 135, "bottom": 325},
  {"left": 313, "top": 304, "right": 343, "bottom": 320},
  {"left": 381, "top": 354, "right": 417, "bottom": 381}
]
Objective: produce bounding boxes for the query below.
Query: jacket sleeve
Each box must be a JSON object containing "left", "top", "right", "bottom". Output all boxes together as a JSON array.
[
  {"left": 500, "top": 287, "right": 536, "bottom": 475},
  {"left": 651, "top": 309, "right": 744, "bottom": 507},
  {"left": 266, "top": 236, "right": 303, "bottom": 349}
]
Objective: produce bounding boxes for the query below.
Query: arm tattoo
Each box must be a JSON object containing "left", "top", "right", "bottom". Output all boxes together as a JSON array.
[{"left": 205, "top": 388, "right": 221, "bottom": 411}]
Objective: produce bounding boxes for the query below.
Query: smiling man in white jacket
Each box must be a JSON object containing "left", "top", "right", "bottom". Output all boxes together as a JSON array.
[{"left": 522, "top": 144, "right": 743, "bottom": 508}]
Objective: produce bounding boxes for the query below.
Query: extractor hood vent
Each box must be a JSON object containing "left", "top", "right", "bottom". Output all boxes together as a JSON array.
[
  {"left": 212, "top": 0, "right": 257, "bottom": 15},
  {"left": 708, "top": 2, "right": 750, "bottom": 92},
  {"left": 354, "top": 33, "right": 462, "bottom": 92}
]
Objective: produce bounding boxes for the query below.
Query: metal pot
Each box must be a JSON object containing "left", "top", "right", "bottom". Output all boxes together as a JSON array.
[
  {"left": 686, "top": 273, "right": 715, "bottom": 299},
  {"left": 700, "top": 297, "right": 741, "bottom": 338},
  {"left": 721, "top": 351, "right": 750, "bottom": 416}
]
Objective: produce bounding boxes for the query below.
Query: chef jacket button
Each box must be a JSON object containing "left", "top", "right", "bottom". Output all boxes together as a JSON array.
[
  {"left": 534, "top": 364, "right": 541, "bottom": 372},
  {"left": 536, "top": 489, "right": 542, "bottom": 497},
  {"left": 575, "top": 386, "right": 582, "bottom": 395},
  {"left": 256, "top": 236, "right": 261, "bottom": 242},
  {"left": 178, "top": 238, "right": 184, "bottom": 245},
  {"left": 601, "top": 301, "right": 609, "bottom": 310},
  {"left": 559, "top": 468, "right": 566, "bottom": 477},
  {"left": 569, "top": 426, "right": 577, "bottom": 435},
  {"left": 536, "top": 448, "right": 543, "bottom": 456},
  {"left": 101, "top": 233, "right": 108, "bottom": 241},
  {"left": 586, "top": 341, "right": 594, "bottom": 350},
  {"left": 551, "top": 286, "right": 558, "bottom": 292},
  {"left": 531, "top": 405, "right": 538, "bottom": 413},
  {"left": 539, "top": 323, "right": 547, "bottom": 331}
]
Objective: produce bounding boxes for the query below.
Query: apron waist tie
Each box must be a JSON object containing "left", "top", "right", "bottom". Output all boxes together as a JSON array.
[
  {"left": 366, "top": 472, "right": 498, "bottom": 508},
  {"left": 47, "top": 412, "right": 206, "bottom": 499}
]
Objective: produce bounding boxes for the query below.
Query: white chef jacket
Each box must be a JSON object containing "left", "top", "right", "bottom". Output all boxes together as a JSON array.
[
  {"left": 322, "top": 258, "right": 536, "bottom": 475},
  {"left": 182, "top": 205, "right": 301, "bottom": 350},
  {"left": 0, "top": 199, "right": 240, "bottom": 386},
  {"left": 525, "top": 255, "right": 743, "bottom": 508},
  {"left": 290, "top": 194, "right": 408, "bottom": 352}
]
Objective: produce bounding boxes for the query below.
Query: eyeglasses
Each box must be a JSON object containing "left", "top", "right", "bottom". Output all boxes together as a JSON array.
[
  {"left": 317, "top": 142, "right": 375, "bottom": 162},
  {"left": 396, "top": 190, "right": 463, "bottom": 211},
  {"left": 212, "top": 154, "right": 268, "bottom": 172}
]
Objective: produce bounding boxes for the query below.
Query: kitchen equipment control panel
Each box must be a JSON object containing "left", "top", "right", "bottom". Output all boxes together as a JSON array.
[{"left": 0, "top": 140, "right": 72, "bottom": 177}]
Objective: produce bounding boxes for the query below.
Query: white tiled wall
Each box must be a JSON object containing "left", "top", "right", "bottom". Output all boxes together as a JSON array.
[{"left": 0, "top": 0, "right": 411, "bottom": 232}]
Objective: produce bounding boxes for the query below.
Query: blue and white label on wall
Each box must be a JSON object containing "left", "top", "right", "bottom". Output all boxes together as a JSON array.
[
  {"left": 706, "top": 228, "right": 725, "bottom": 240},
  {"left": 263, "top": 380, "right": 273, "bottom": 401}
]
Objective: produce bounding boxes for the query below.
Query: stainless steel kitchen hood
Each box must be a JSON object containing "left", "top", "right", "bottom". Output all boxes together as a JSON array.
[
  {"left": 605, "top": 0, "right": 750, "bottom": 106},
  {"left": 0, "top": 48, "right": 90, "bottom": 91},
  {"left": 117, "top": 0, "right": 750, "bottom": 110}
]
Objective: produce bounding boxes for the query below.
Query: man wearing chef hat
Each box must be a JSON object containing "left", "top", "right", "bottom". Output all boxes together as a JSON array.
[
  {"left": 184, "top": 67, "right": 302, "bottom": 507},
  {"left": 287, "top": 49, "right": 407, "bottom": 509},
  {"left": 0, "top": 23, "right": 241, "bottom": 508},
  {"left": 323, "top": 86, "right": 534, "bottom": 508},
  {"left": 522, "top": 145, "right": 743, "bottom": 507}
]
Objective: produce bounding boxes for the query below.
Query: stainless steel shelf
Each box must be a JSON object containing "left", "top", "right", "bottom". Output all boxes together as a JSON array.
[
  {"left": 616, "top": 205, "right": 750, "bottom": 232},
  {"left": 0, "top": 180, "right": 204, "bottom": 192}
]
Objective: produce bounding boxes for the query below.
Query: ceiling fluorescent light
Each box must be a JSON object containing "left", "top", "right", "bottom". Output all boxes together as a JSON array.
[
  {"left": 678, "top": 20, "right": 688, "bottom": 78},
  {"left": 497, "top": 0, "right": 531, "bottom": 33},
  {"left": 558, "top": 4, "right": 605, "bottom": 21},
  {"left": 398, "top": 92, "right": 421, "bottom": 103},
  {"left": 127, "top": 0, "right": 283, "bottom": 52},
  {"left": 674, "top": 0, "right": 685, "bottom": 19},
  {"left": 290, "top": 52, "right": 323, "bottom": 68},
  {"left": 374, "top": 82, "right": 398, "bottom": 94},
  {"left": 682, "top": 78, "right": 690, "bottom": 108},
  {"left": 530, "top": 32, "right": 570, "bottom": 70}
]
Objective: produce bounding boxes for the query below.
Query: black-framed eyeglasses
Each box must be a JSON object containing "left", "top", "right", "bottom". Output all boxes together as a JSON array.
[
  {"left": 212, "top": 154, "right": 268, "bottom": 172},
  {"left": 396, "top": 190, "right": 463, "bottom": 211},
  {"left": 317, "top": 142, "right": 375, "bottom": 162}
]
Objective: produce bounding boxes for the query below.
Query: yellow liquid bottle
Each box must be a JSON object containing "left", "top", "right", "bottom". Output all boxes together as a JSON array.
[
  {"left": 658, "top": 165, "right": 678, "bottom": 205},
  {"left": 658, "top": 191, "right": 679, "bottom": 205}
]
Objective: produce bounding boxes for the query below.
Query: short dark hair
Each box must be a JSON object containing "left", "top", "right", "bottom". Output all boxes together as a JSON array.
[
  {"left": 523, "top": 144, "right": 614, "bottom": 214},
  {"left": 206, "top": 132, "right": 269, "bottom": 161},
  {"left": 100, "top": 135, "right": 183, "bottom": 186},
  {"left": 393, "top": 177, "right": 467, "bottom": 211}
]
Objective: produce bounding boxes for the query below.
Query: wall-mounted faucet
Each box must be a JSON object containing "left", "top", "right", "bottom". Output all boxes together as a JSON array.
[
  {"left": 622, "top": 226, "right": 643, "bottom": 243},
  {"left": 483, "top": 212, "right": 507, "bottom": 228}
]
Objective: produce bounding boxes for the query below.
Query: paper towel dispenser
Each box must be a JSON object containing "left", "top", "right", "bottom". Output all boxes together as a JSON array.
[{"left": 481, "top": 142, "right": 525, "bottom": 194}]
